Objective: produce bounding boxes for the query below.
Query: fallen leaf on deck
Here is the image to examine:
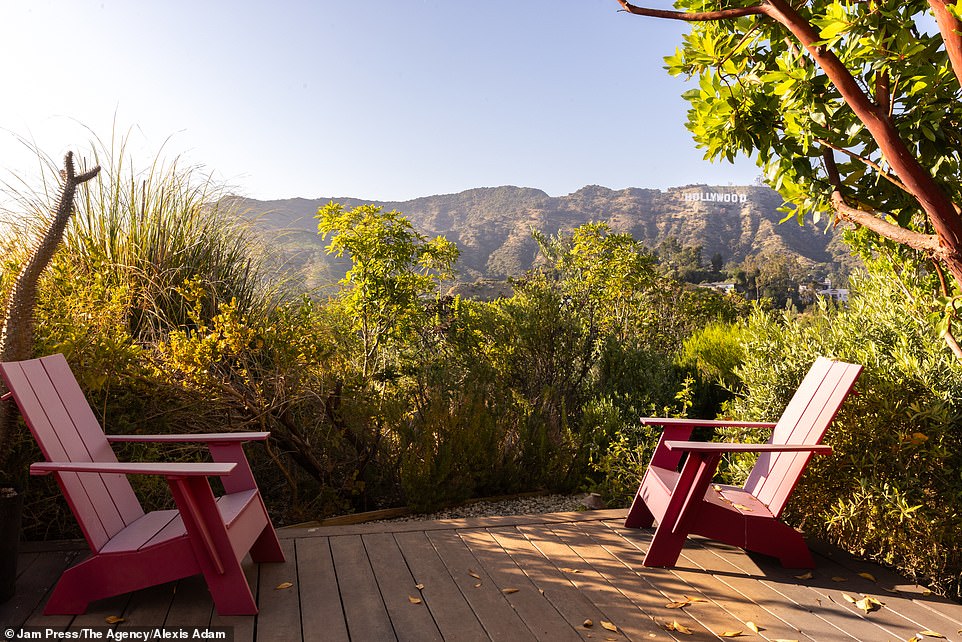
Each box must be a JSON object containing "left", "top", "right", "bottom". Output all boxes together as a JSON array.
[
  {"left": 105, "top": 616, "right": 125, "bottom": 624},
  {"left": 601, "top": 621, "right": 618, "bottom": 632},
  {"left": 684, "top": 595, "right": 708, "bottom": 603},
  {"left": 795, "top": 571, "right": 814, "bottom": 580},
  {"left": 663, "top": 620, "right": 693, "bottom": 634},
  {"left": 468, "top": 569, "right": 481, "bottom": 579},
  {"left": 408, "top": 595, "right": 422, "bottom": 604},
  {"left": 474, "top": 582, "right": 482, "bottom": 588},
  {"left": 746, "top": 621, "right": 762, "bottom": 633},
  {"left": 275, "top": 581, "right": 294, "bottom": 590},
  {"left": 583, "top": 619, "right": 594, "bottom": 628},
  {"left": 415, "top": 583, "right": 425, "bottom": 590},
  {"left": 719, "top": 631, "right": 744, "bottom": 637},
  {"left": 842, "top": 593, "right": 857, "bottom": 603},
  {"left": 858, "top": 572, "right": 877, "bottom": 582},
  {"left": 854, "top": 596, "right": 883, "bottom": 613},
  {"left": 831, "top": 576, "right": 847, "bottom": 582},
  {"left": 539, "top": 588, "right": 545, "bottom": 595},
  {"left": 665, "top": 600, "right": 689, "bottom": 609},
  {"left": 502, "top": 587, "right": 519, "bottom": 594},
  {"left": 918, "top": 631, "right": 945, "bottom": 638},
  {"left": 563, "top": 567, "right": 582, "bottom": 574}
]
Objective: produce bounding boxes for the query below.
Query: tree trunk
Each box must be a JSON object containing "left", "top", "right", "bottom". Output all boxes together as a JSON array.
[{"left": 0, "top": 153, "right": 100, "bottom": 475}]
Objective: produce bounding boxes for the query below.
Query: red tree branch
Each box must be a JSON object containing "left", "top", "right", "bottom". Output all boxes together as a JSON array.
[
  {"left": 615, "top": 0, "right": 764, "bottom": 21},
  {"left": 929, "top": 0, "right": 962, "bottom": 89},
  {"left": 822, "top": 148, "right": 941, "bottom": 255},
  {"left": 830, "top": 191, "right": 943, "bottom": 256}
]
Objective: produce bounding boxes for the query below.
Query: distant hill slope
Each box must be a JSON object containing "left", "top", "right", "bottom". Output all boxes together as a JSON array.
[{"left": 228, "top": 184, "right": 857, "bottom": 287}]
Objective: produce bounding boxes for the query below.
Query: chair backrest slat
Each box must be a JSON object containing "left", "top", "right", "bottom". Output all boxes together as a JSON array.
[
  {"left": 744, "top": 357, "right": 862, "bottom": 517},
  {"left": 0, "top": 355, "right": 144, "bottom": 551}
]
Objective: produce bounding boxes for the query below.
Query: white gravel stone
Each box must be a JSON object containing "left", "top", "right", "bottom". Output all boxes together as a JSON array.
[{"left": 376, "top": 493, "right": 599, "bottom": 523}]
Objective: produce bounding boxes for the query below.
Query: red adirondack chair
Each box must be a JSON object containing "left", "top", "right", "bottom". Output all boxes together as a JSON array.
[
  {"left": 625, "top": 356, "right": 862, "bottom": 568},
  {"left": 0, "top": 354, "right": 285, "bottom": 615}
]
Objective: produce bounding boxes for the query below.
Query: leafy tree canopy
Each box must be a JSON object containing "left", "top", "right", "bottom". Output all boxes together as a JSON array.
[
  {"left": 611, "top": 0, "right": 962, "bottom": 353},
  {"left": 662, "top": 0, "right": 961, "bottom": 226},
  {"left": 316, "top": 202, "right": 459, "bottom": 378}
]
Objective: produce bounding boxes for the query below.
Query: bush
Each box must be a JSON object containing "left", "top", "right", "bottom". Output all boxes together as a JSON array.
[{"left": 726, "top": 257, "right": 962, "bottom": 597}]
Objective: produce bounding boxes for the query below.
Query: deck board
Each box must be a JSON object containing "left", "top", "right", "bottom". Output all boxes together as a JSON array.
[
  {"left": 547, "top": 522, "right": 717, "bottom": 641},
  {"left": 517, "top": 523, "right": 678, "bottom": 641},
  {"left": 394, "top": 530, "right": 489, "bottom": 642},
  {"left": 579, "top": 521, "right": 780, "bottom": 640},
  {"left": 698, "top": 535, "right": 919, "bottom": 641},
  {"left": 487, "top": 525, "right": 615, "bottom": 639},
  {"left": 459, "top": 528, "right": 584, "bottom": 642},
  {"left": 1, "top": 548, "right": 79, "bottom": 628},
  {"left": 292, "top": 536, "right": 349, "bottom": 642},
  {"left": 363, "top": 531, "right": 444, "bottom": 642},
  {"left": 329, "top": 533, "right": 397, "bottom": 641},
  {"left": 254, "top": 538, "right": 302, "bottom": 642},
  {"left": 425, "top": 527, "right": 536, "bottom": 641},
  {"left": 3, "top": 509, "right": 962, "bottom": 642}
]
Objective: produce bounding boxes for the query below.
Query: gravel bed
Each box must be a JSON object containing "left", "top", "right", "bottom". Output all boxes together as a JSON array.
[{"left": 375, "top": 493, "right": 603, "bottom": 523}]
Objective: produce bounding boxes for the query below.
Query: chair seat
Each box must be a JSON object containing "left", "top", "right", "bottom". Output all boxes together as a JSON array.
[
  {"left": 645, "top": 466, "right": 776, "bottom": 522},
  {"left": 100, "top": 489, "right": 258, "bottom": 554}
]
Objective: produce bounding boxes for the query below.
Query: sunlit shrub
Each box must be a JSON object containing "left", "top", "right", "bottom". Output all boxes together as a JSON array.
[{"left": 726, "top": 257, "right": 962, "bottom": 597}]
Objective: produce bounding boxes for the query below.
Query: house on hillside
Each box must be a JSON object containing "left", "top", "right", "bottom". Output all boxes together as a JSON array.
[
  {"left": 799, "top": 278, "right": 849, "bottom": 304},
  {"left": 700, "top": 281, "right": 737, "bottom": 294}
]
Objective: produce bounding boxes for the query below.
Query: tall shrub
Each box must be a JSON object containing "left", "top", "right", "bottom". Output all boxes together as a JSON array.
[{"left": 728, "top": 254, "right": 962, "bottom": 597}]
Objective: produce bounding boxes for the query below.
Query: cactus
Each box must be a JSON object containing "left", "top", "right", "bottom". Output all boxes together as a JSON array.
[{"left": 0, "top": 152, "right": 100, "bottom": 474}]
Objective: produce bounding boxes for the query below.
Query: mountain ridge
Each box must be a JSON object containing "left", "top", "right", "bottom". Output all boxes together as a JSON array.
[{"left": 227, "top": 183, "right": 857, "bottom": 288}]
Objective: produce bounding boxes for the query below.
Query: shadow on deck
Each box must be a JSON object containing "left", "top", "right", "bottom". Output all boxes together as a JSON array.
[{"left": 3, "top": 509, "right": 961, "bottom": 641}]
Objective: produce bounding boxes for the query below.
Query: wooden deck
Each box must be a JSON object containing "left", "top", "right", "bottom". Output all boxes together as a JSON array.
[{"left": 3, "top": 508, "right": 962, "bottom": 641}]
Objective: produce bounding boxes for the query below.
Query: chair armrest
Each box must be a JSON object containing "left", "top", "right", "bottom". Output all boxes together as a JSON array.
[
  {"left": 106, "top": 432, "right": 270, "bottom": 444},
  {"left": 644, "top": 418, "right": 776, "bottom": 469},
  {"left": 641, "top": 417, "right": 777, "bottom": 430},
  {"left": 105, "top": 433, "right": 266, "bottom": 493},
  {"left": 664, "top": 440, "right": 832, "bottom": 455},
  {"left": 30, "top": 461, "right": 237, "bottom": 477}
]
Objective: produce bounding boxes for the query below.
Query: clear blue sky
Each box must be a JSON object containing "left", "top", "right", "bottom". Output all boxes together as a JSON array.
[{"left": 0, "top": 0, "right": 758, "bottom": 202}]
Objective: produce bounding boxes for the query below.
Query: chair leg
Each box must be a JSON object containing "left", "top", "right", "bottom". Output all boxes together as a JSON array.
[
  {"left": 43, "top": 567, "right": 93, "bottom": 615},
  {"left": 642, "top": 523, "right": 688, "bottom": 567},
  {"left": 745, "top": 520, "right": 816, "bottom": 568},
  {"left": 624, "top": 486, "right": 655, "bottom": 528},
  {"left": 169, "top": 477, "right": 260, "bottom": 615},
  {"left": 250, "top": 522, "right": 285, "bottom": 563},
  {"left": 202, "top": 553, "right": 259, "bottom": 615}
]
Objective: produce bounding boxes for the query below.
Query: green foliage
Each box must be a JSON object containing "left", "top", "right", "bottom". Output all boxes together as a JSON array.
[
  {"left": 678, "top": 321, "right": 746, "bottom": 391},
  {"left": 534, "top": 222, "right": 657, "bottom": 338},
  {"left": 727, "top": 256, "right": 962, "bottom": 597},
  {"left": 664, "top": 0, "right": 962, "bottom": 243},
  {"left": 317, "top": 202, "right": 459, "bottom": 378},
  {"left": 587, "top": 378, "right": 696, "bottom": 507},
  {"left": 1, "top": 160, "right": 752, "bottom": 532}
]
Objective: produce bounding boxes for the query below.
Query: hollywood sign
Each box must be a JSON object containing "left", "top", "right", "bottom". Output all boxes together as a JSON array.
[{"left": 682, "top": 192, "right": 749, "bottom": 204}]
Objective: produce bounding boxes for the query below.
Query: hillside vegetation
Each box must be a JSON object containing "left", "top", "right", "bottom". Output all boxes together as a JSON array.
[{"left": 229, "top": 184, "right": 858, "bottom": 288}]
